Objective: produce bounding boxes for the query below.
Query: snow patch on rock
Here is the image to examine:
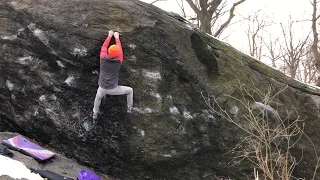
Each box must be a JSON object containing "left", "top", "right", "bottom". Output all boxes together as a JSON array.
[
  {"left": 143, "top": 108, "right": 153, "bottom": 114},
  {"left": 1, "top": 35, "right": 17, "bottom": 40},
  {"left": 73, "top": 47, "right": 87, "bottom": 57},
  {"left": 143, "top": 70, "right": 161, "bottom": 80},
  {"left": 6, "top": 80, "right": 14, "bottom": 91},
  {"left": 128, "top": 55, "right": 137, "bottom": 62},
  {"left": 56, "top": 60, "right": 65, "bottom": 68},
  {"left": 162, "top": 154, "right": 172, "bottom": 158},
  {"left": 64, "top": 76, "right": 75, "bottom": 86},
  {"left": 129, "top": 44, "right": 137, "bottom": 49},
  {"left": 33, "top": 29, "right": 43, "bottom": 38},
  {"left": 31, "top": 26, "right": 49, "bottom": 45},
  {"left": 140, "top": 130, "right": 145, "bottom": 136},
  {"left": 183, "top": 111, "right": 193, "bottom": 119},
  {"left": 170, "top": 106, "right": 180, "bottom": 115},
  {"left": 39, "top": 95, "right": 46, "bottom": 102},
  {"left": 150, "top": 92, "right": 161, "bottom": 100},
  {"left": 18, "top": 56, "right": 32, "bottom": 65}
]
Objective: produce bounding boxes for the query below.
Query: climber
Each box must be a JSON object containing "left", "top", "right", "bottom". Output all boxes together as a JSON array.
[{"left": 92, "top": 30, "right": 138, "bottom": 120}]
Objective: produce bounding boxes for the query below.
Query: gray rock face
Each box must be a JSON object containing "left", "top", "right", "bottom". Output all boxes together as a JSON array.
[{"left": 1, "top": 0, "right": 320, "bottom": 179}]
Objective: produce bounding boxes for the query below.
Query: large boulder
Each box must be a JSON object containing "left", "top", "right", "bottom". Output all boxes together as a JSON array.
[{"left": 0, "top": 0, "right": 320, "bottom": 179}]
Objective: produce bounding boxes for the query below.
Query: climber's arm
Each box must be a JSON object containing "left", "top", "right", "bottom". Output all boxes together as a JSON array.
[
  {"left": 100, "top": 30, "right": 114, "bottom": 60},
  {"left": 114, "top": 32, "right": 123, "bottom": 63}
]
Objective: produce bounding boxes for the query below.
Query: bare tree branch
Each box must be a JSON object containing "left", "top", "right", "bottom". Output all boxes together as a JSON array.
[
  {"left": 214, "top": 0, "right": 246, "bottom": 37},
  {"left": 150, "top": 0, "right": 167, "bottom": 5},
  {"left": 245, "top": 12, "right": 272, "bottom": 60},
  {"left": 176, "top": 0, "right": 187, "bottom": 18},
  {"left": 211, "top": 1, "right": 228, "bottom": 27},
  {"left": 185, "top": 0, "right": 200, "bottom": 14},
  {"left": 263, "top": 35, "right": 281, "bottom": 68},
  {"left": 208, "top": 0, "right": 223, "bottom": 15}
]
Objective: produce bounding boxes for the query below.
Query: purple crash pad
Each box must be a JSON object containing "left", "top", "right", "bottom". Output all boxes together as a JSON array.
[
  {"left": 77, "top": 169, "right": 102, "bottom": 180},
  {"left": 2, "top": 135, "right": 55, "bottom": 162}
]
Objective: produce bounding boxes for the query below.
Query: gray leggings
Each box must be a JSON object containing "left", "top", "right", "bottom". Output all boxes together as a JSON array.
[{"left": 93, "top": 86, "right": 133, "bottom": 113}]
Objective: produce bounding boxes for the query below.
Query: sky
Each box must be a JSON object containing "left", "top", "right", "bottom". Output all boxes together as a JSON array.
[
  {"left": 140, "top": 0, "right": 310, "bottom": 24},
  {"left": 139, "top": 0, "right": 311, "bottom": 61}
]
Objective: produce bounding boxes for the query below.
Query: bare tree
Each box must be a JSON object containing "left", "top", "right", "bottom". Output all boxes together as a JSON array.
[
  {"left": 245, "top": 11, "right": 273, "bottom": 60},
  {"left": 311, "top": 0, "right": 320, "bottom": 86},
  {"left": 280, "top": 19, "right": 310, "bottom": 79},
  {"left": 298, "top": 46, "right": 318, "bottom": 84},
  {"left": 264, "top": 34, "right": 281, "bottom": 68},
  {"left": 185, "top": 0, "right": 246, "bottom": 36}
]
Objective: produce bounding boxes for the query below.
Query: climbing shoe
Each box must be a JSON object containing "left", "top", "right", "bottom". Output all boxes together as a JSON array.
[
  {"left": 127, "top": 107, "right": 138, "bottom": 114},
  {"left": 92, "top": 113, "right": 98, "bottom": 120}
]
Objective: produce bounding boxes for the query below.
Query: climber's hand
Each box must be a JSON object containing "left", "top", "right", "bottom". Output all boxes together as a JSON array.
[
  {"left": 114, "top": 32, "right": 119, "bottom": 38},
  {"left": 108, "top": 30, "right": 114, "bottom": 37}
]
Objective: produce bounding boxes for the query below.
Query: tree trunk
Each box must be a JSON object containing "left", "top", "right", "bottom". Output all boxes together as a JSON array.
[
  {"left": 311, "top": 0, "right": 320, "bottom": 85},
  {"left": 199, "top": 11, "right": 212, "bottom": 34},
  {"left": 185, "top": 0, "right": 222, "bottom": 35}
]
